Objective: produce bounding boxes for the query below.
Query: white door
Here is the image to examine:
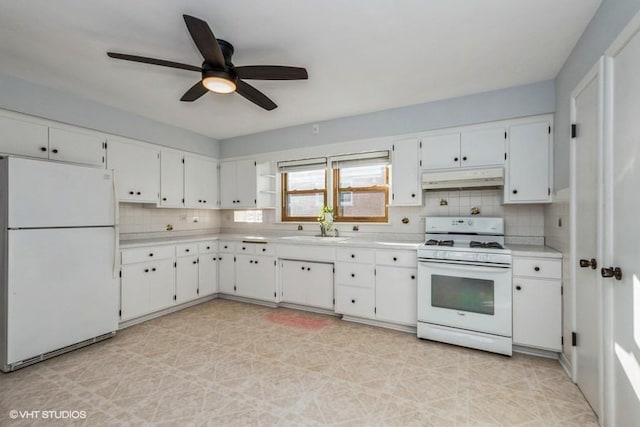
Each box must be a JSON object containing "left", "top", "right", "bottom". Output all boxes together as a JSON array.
[
  {"left": 281, "top": 260, "right": 307, "bottom": 305},
  {"left": 376, "top": 266, "right": 417, "bottom": 325},
  {"left": 507, "top": 122, "right": 551, "bottom": 202},
  {"left": 218, "top": 254, "right": 235, "bottom": 294},
  {"left": 512, "top": 278, "right": 562, "bottom": 350},
  {"left": 0, "top": 115, "right": 49, "bottom": 159},
  {"left": 607, "top": 29, "right": 640, "bottom": 425},
  {"left": 48, "top": 127, "right": 106, "bottom": 167},
  {"left": 460, "top": 127, "right": 506, "bottom": 167},
  {"left": 6, "top": 157, "right": 115, "bottom": 228},
  {"left": 391, "top": 138, "right": 422, "bottom": 206},
  {"left": 107, "top": 138, "right": 159, "bottom": 203},
  {"left": 572, "top": 66, "right": 602, "bottom": 417},
  {"left": 147, "top": 259, "right": 176, "bottom": 313},
  {"left": 199, "top": 255, "right": 218, "bottom": 296},
  {"left": 160, "top": 151, "right": 184, "bottom": 207},
  {"left": 120, "top": 263, "right": 150, "bottom": 321},
  {"left": 198, "top": 157, "right": 218, "bottom": 208},
  {"left": 306, "top": 262, "right": 334, "bottom": 309},
  {"left": 6, "top": 228, "right": 118, "bottom": 364},
  {"left": 176, "top": 256, "right": 199, "bottom": 303},
  {"left": 219, "top": 161, "right": 236, "bottom": 208},
  {"left": 236, "top": 159, "right": 257, "bottom": 207},
  {"left": 420, "top": 133, "right": 460, "bottom": 170}
]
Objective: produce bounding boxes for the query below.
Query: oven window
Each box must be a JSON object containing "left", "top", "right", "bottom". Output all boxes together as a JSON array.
[{"left": 431, "top": 275, "right": 495, "bottom": 315}]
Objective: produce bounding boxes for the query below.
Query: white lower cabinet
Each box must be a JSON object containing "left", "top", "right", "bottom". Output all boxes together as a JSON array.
[
  {"left": 512, "top": 255, "right": 562, "bottom": 351},
  {"left": 335, "top": 249, "right": 376, "bottom": 319},
  {"left": 375, "top": 266, "right": 417, "bottom": 325},
  {"left": 218, "top": 242, "right": 236, "bottom": 294},
  {"left": 336, "top": 285, "right": 375, "bottom": 319},
  {"left": 176, "top": 255, "right": 199, "bottom": 304},
  {"left": 235, "top": 254, "right": 276, "bottom": 302},
  {"left": 280, "top": 260, "right": 334, "bottom": 309},
  {"left": 120, "top": 258, "right": 175, "bottom": 321},
  {"left": 198, "top": 241, "right": 218, "bottom": 296}
]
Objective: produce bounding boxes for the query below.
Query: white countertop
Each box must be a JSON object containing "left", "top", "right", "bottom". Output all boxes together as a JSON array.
[{"left": 506, "top": 244, "right": 562, "bottom": 258}]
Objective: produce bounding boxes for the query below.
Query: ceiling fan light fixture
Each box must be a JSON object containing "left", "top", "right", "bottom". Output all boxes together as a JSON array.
[{"left": 202, "top": 72, "right": 236, "bottom": 93}]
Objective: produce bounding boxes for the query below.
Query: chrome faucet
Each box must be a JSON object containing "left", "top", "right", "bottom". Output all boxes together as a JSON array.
[{"left": 334, "top": 228, "right": 339, "bottom": 237}]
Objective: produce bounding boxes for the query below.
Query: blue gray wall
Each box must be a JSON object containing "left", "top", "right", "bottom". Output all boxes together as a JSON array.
[
  {"left": 554, "top": 0, "right": 640, "bottom": 189},
  {"left": 220, "top": 80, "right": 555, "bottom": 158},
  {"left": 0, "top": 73, "right": 220, "bottom": 157}
]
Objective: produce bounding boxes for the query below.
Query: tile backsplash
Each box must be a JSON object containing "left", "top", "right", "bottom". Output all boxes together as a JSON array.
[{"left": 119, "top": 203, "right": 220, "bottom": 234}]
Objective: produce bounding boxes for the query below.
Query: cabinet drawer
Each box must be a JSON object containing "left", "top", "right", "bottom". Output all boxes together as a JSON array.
[
  {"left": 335, "top": 285, "right": 375, "bottom": 319},
  {"left": 337, "top": 247, "right": 375, "bottom": 264},
  {"left": 122, "top": 245, "right": 174, "bottom": 264},
  {"left": 251, "top": 243, "right": 274, "bottom": 256},
  {"left": 176, "top": 243, "right": 198, "bottom": 257},
  {"left": 219, "top": 241, "right": 235, "bottom": 253},
  {"left": 237, "top": 242, "right": 255, "bottom": 254},
  {"left": 198, "top": 241, "right": 217, "bottom": 254},
  {"left": 375, "top": 249, "right": 417, "bottom": 267},
  {"left": 277, "top": 244, "right": 335, "bottom": 262},
  {"left": 513, "top": 257, "right": 561, "bottom": 279},
  {"left": 336, "top": 262, "right": 375, "bottom": 288}
]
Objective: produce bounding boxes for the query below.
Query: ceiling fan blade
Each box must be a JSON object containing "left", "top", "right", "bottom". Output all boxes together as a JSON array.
[
  {"left": 183, "top": 14, "right": 225, "bottom": 67},
  {"left": 180, "top": 81, "right": 209, "bottom": 102},
  {"left": 235, "top": 66, "right": 308, "bottom": 80},
  {"left": 235, "top": 80, "right": 277, "bottom": 111},
  {"left": 107, "top": 52, "right": 201, "bottom": 72}
]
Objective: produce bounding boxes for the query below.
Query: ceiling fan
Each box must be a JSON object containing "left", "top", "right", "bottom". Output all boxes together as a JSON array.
[{"left": 107, "top": 14, "right": 308, "bottom": 111}]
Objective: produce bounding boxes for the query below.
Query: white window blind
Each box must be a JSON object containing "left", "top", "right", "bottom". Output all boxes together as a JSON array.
[
  {"left": 277, "top": 157, "right": 327, "bottom": 172},
  {"left": 330, "top": 151, "right": 390, "bottom": 169}
]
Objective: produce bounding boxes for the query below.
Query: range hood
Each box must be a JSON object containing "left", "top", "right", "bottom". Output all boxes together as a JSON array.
[{"left": 422, "top": 167, "right": 504, "bottom": 190}]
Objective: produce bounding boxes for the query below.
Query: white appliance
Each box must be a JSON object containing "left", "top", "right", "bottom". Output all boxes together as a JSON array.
[
  {"left": 421, "top": 167, "right": 504, "bottom": 190},
  {"left": 417, "top": 217, "right": 513, "bottom": 355},
  {"left": 0, "top": 157, "right": 119, "bottom": 371}
]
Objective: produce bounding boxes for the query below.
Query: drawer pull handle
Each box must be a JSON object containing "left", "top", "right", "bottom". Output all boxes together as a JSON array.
[
  {"left": 534, "top": 266, "right": 540, "bottom": 272},
  {"left": 262, "top": 248, "right": 266, "bottom": 252}
]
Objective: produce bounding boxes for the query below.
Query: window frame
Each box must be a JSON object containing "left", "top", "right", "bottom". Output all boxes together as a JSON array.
[
  {"left": 331, "top": 166, "right": 389, "bottom": 223},
  {"left": 280, "top": 170, "right": 327, "bottom": 222}
]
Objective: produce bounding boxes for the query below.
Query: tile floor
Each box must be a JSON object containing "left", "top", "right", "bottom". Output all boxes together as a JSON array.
[{"left": 0, "top": 299, "right": 597, "bottom": 426}]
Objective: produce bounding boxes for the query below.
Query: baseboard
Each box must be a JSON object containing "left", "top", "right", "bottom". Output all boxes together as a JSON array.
[
  {"left": 217, "top": 294, "right": 278, "bottom": 308},
  {"left": 512, "top": 344, "right": 561, "bottom": 359},
  {"left": 278, "top": 302, "right": 339, "bottom": 317},
  {"left": 559, "top": 351, "right": 573, "bottom": 380},
  {"left": 118, "top": 294, "right": 218, "bottom": 329},
  {"left": 341, "top": 315, "right": 417, "bottom": 334}
]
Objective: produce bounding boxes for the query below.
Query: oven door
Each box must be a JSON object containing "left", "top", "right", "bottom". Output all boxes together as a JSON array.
[{"left": 417, "top": 260, "right": 512, "bottom": 337}]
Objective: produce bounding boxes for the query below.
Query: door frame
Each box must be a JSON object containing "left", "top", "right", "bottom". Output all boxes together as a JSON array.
[{"left": 569, "top": 56, "right": 606, "bottom": 422}]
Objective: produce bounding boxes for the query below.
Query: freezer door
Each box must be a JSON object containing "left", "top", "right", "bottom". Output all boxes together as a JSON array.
[
  {"left": 6, "top": 157, "right": 115, "bottom": 228},
  {"left": 6, "top": 228, "right": 118, "bottom": 365}
]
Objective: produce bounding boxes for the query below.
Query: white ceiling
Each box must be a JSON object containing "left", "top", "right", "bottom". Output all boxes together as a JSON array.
[{"left": 0, "top": 0, "right": 601, "bottom": 140}]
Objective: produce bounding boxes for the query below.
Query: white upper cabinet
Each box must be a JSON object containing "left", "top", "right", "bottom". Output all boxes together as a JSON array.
[
  {"left": 420, "top": 127, "right": 505, "bottom": 170},
  {"left": 391, "top": 137, "right": 422, "bottom": 206},
  {"left": 505, "top": 121, "right": 552, "bottom": 203},
  {"left": 184, "top": 156, "right": 218, "bottom": 209},
  {"left": 219, "top": 159, "right": 257, "bottom": 208},
  {"left": 0, "top": 115, "right": 49, "bottom": 159},
  {"left": 107, "top": 138, "right": 160, "bottom": 203},
  {"left": 48, "top": 127, "right": 106, "bottom": 167},
  {"left": 159, "top": 151, "right": 184, "bottom": 208},
  {"left": 420, "top": 133, "right": 460, "bottom": 170},
  {"left": 460, "top": 127, "right": 506, "bottom": 168}
]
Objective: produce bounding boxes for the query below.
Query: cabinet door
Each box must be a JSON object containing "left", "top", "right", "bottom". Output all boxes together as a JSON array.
[
  {"left": 512, "top": 278, "right": 561, "bottom": 351},
  {"left": 306, "top": 262, "right": 334, "bottom": 309},
  {"left": 236, "top": 255, "right": 275, "bottom": 301},
  {"left": 506, "top": 122, "right": 551, "bottom": 203},
  {"left": 0, "top": 115, "right": 49, "bottom": 159},
  {"left": 420, "top": 133, "right": 460, "bottom": 170},
  {"left": 148, "top": 259, "right": 176, "bottom": 313},
  {"left": 218, "top": 254, "right": 235, "bottom": 294},
  {"left": 219, "top": 161, "right": 236, "bottom": 208},
  {"left": 391, "top": 138, "right": 422, "bottom": 206},
  {"left": 199, "top": 254, "right": 218, "bottom": 296},
  {"left": 107, "top": 139, "right": 160, "bottom": 203},
  {"left": 48, "top": 127, "right": 106, "bottom": 167},
  {"left": 160, "top": 151, "right": 184, "bottom": 207},
  {"left": 176, "top": 255, "right": 200, "bottom": 304},
  {"left": 335, "top": 285, "right": 375, "bottom": 319},
  {"left": 184, "top": 156, "right": 217, "bottom": 209},
  {"left": 375, "top": 266, "right": 417, "bottom": 325},
  {"left": 236, "top": 159, "right": 257, "bottom": 208},
  {"left": 460, "top": 128, "right": 506, "bottom": 167},
  {"left": 120, "top": 264, "right": 149, "bottom": 321},
  {"left": 281, "top": 260, "right": 308, "bottom": 305}
]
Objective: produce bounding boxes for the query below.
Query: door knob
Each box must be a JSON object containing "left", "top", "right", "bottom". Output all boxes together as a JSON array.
[
  {"left": 601, "top": 267, "right": 622, "bottom": 280},
  {"left": 579, "top": 258, "right": 597, "bottom": 269}
]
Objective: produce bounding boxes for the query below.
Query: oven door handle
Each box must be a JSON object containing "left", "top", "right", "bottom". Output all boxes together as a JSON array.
[{"left": 418, "top": 260, "right": 511, "bottom": 273}]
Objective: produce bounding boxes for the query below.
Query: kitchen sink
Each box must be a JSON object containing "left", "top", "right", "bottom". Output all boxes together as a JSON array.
[{"left": 280, "top": 235, "right": 351, "bottom": 243}]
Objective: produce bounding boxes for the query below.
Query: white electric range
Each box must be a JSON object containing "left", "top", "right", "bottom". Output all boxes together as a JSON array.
[{"left": 417, "top": 217, "right": 513, "bottom": 356}]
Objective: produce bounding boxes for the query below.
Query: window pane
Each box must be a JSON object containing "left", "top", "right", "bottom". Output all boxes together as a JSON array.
[
  {"left": 338, "top": 165, "right": 386, "bottom": 187},
  {"left": 286, "top": 169, "right": 325, "bottom": 191},
  {"left": 336, "top": 191, "right": 386, "bottom": 217},
  {"left": 287, "top": 193, "right": 324, "bottom": 217}
]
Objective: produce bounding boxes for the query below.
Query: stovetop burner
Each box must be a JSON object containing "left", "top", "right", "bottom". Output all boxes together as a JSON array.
[
  {"left": 469, "top": 241, "right": 504, "bottom": 250},
  {"left": 425, "top": 239, "right": 455, "bottom": 247}
]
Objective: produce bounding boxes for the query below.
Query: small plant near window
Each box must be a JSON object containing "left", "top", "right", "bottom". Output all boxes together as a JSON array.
[{"left": 317, "top": 205, "right": 334, "bottom": 236}]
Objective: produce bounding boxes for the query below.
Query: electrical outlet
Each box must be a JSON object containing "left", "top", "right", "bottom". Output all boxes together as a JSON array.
[{"left": 312, "top": 124, "right": 319, "bottom": 135}]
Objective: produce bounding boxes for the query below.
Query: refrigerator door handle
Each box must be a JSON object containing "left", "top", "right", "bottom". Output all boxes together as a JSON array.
[{"left": 112, "top": 170, "right": 120, "bottom": 278}]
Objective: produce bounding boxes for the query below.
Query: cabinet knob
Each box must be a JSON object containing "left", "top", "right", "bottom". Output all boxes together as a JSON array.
[
  {"left": 219, "top": 256, "right": 222, "bottom": 260},
  {"left": 351, "top": 273, "right": 355, "bottom": 278},
  {"left": 411, "top": 193, "right": 416, "bottom": 198},
  {"left": 198, "top": 199, "right": 202, "bottom": 203},
  {"left": 144, "top": 268, "right": 149, "bottom": 273},
  {"left": 40, "top": 147, "right": 47, "bottom": 152},
  {"left": 250, "top": 260, "right": 254, "bottom": 263},
  {"left": 301, "top": 266, "right": 305, "bottom": 270},
  {"left": 393, "top": 257, "right": 397, "bottom": 261},
  {"left": 129, "top": 191, "right": 134, "bottom": 195},
  {"left": 242, "top": 247, "right": 246, "bottom": 251},
  {"left": 255, "top": 260, "right": 259, "bottom": 264},
  {"left": 516, "top": 285, "right": 522, "bottom": 291},
  {"left": 52, "top": 149, "right": 59, "bottom": 154},
  {"left": 462, "top": 156, "right": 467, "bottom": 161},
  {"left": 534, "top": 266, "right": 540, "bottom": 272},
  {"left": 411, "top": 275, "right": 415, "bottom": 280},
  {"left": 351, "top": 299, "right": 356, "bottom": 304},
  {"left": 351, "top": 254, "right": 355, "bottom": 258},
  {"left": 307, "top": 267, "right": 310, "bottom": 271},
  {"left": 262, "top": 248, "right": 266, "bottom": 252},
  {"left": 162, "top": 197, "right": 167, "bottom": 201},
  {"left": 213, "top": 257, "right": 216, "bottom": 261},
  {"left": 206, "top": 246, "right": 210, "bottom": 250},
  {"left": 512, "top": 189, "right": 518, "bottom": 194},
  {"left": 152, "top": 267, "right": 156, "bottom": 272},
  {"left": 185, "top": 249, "right": 190, "bottom": 252},
  {"left": 454, "top": 157, "right": 459, "bottom": 162},
  {"left": 192, "top": 261, "right": 197, "bottom": 264},
  {"left": 136, "top": 191, "right": 141, "bottom": 195},
  {"left": 203, "top": 200, "right": 207, "bottom": 203},
  {"left": 149, "top": 253, "right": 154, "bottom": 257}
]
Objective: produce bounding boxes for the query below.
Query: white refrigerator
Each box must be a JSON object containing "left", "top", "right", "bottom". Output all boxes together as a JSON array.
[{"left": 0, "top": 157, "right": 119, "bottom": 371}]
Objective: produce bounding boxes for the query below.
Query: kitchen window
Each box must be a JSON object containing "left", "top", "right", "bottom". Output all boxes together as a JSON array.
[
  {"left": 331, "top": 151, "right": 390, "bottom": 222},
  {"left": 279, "top": 158, "right": 327, "bottom": 221}
]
